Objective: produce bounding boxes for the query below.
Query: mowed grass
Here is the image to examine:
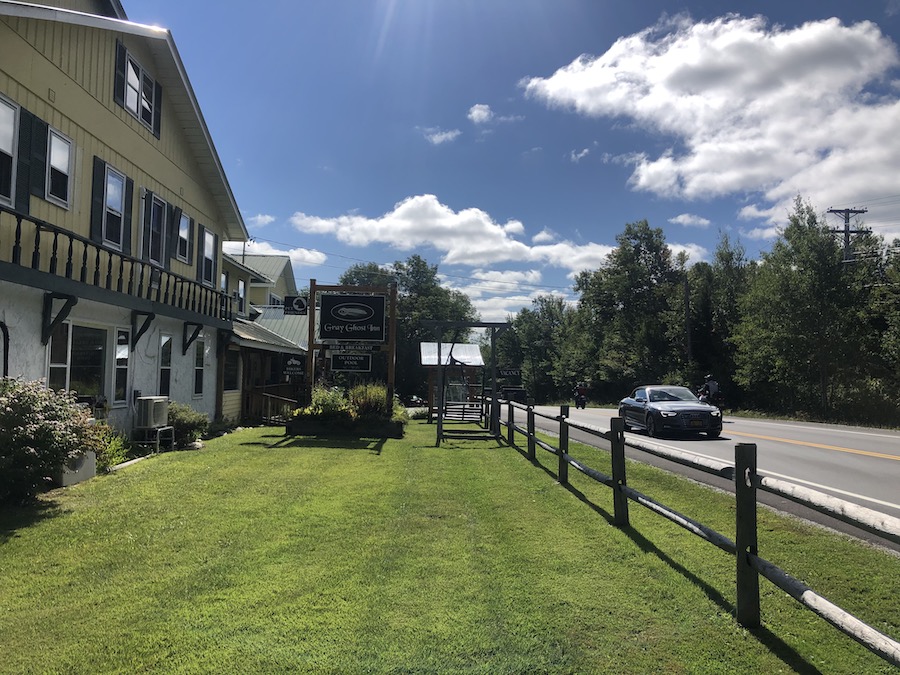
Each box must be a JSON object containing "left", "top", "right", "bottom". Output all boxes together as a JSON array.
[{"left": 0, "top": 421, "right": 898, "bottom": 674}]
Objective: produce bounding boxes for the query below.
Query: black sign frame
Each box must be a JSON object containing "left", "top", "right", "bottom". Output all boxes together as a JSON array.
[{"left": 319, "top": 295, "right": 386, "bottom": 342}]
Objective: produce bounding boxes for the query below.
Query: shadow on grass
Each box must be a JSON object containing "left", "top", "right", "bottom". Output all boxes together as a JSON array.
[
  {"left": 0, "top": 498, "right": 61, "bottom": 545},
  {"left": 265, "top": 434, "right": 388, "bottom": 455},
  {"left": 505, "top": 438, "right": 822, "bottom": 675}
]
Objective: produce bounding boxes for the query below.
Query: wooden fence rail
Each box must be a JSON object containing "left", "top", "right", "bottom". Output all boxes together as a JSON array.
[{"left": 493, "top": 399, "right": 900, "bottom": 668}]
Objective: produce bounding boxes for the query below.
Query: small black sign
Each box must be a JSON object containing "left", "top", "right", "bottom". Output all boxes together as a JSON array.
[
  {"left": 331, "top": 353, "right": 372, "bottom": 372},
  {"left": 283, "top": 355, "right": 306, "bottom": 376},
  {"left": 499, "top": 368, "right": 521, "bottom": 378},
  {"left": 319, "top": 294, "right": 386, "bottom": 341},
  {"left": 284, "top": 296, "right": 308, "bottom": 315}
]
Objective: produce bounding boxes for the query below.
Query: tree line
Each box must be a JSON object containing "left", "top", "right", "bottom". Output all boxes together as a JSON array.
[
  {"left": 495, "top": 197, "right": 900, "bottom": 425},
  {"left": 337, "top": 198, "right": 899, "bottom": 426}
]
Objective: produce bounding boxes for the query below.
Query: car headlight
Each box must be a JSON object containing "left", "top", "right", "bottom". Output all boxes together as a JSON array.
[
  {"left": 710, "top": 409, "right": 721, "bottom": 417},
  {"left": 660, "top": 411, "right": 678, "bottom": 417}
]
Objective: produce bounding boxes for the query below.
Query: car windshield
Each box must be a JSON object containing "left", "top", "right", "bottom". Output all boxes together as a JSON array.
[{"left": 648, "top": 386, "right": 697, "bottom": 402}]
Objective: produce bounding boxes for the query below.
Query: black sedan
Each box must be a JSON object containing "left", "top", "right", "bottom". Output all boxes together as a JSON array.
[{"left": 618, "top": 385, "right": 722, "bottom": 438}]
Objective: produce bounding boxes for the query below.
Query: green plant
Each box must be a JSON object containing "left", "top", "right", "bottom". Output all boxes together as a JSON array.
[
  {"left": 348, "top": 383, "right": 390, "bottom": 419},
  {"left": 292, "top": 385, "right": 355, "bottom": 422},
  {"left": 167, "top": 401, "right": 210, "bottom": 449},
  {"left": 86, "top": 422, "right": 130, "bottom": 471},
  {"left": 0, "top": 378, "right": 95, "bottom": 504}
]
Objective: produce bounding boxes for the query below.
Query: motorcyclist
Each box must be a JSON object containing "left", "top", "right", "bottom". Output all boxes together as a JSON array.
[
  {"left": 699, "top": 374, "right": 720, "bottom": 405},
  {"left": 573, "top": 382, "right": 587, "bottom": 409}
]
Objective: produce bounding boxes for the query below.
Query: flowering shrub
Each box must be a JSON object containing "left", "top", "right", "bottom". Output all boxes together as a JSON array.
[
  {"left": 291, "top": 383, "right": 408, "bottom": 425},
  {"left": 0, "top": 378, "right": 96, "bottom": 504},
  {"left": 348, "top": 383, "right": 390, "bottom": 419}
]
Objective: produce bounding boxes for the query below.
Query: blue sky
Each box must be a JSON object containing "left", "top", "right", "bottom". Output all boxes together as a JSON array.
[{"left": 127, "top": 1, "right": 900, "bottom": 320}]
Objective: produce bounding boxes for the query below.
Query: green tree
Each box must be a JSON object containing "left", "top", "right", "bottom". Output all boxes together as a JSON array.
[
  {"left": 575, "top": 220, "right": 682, "bottom": 397},
  {"left": 732, "top": 197, "right": 871, "bottom": 416},
  {"left": 339, "top": 255, "right": 478, "bottom": 398}
]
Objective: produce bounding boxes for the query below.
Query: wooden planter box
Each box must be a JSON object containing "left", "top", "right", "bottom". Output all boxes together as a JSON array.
[{"left": 285, "top": 418, "right": 404, "bottom": 438}]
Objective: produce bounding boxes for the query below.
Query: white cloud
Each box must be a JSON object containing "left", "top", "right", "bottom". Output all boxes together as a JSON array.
[
  {"left": 569, "top": 148, "right": 590, "bottom": 163},
  {"left": 419, "top": 127, "right": 462, "bottom": 145},
  {"left": 468, "top": 104, "right": 494, "bottom": 124},
  {"left": 669, "top": 213, "right": 711, "bottom": 228},
  {"left": 669, "top": 242, "right": 710, "bottom": 264},
  {"left": 246, "top": 214, "right": 275, "bottom": 229},
  {"left": 289, "top": 194, "right": 614, "bottom": 276},
  {"left": 523, "top": 14, "right": 900, "bottom": 237},
  {"left": 532, "top": 228, "right": 558, "bottom": 244},
  {"left": 222, "top": 239, "right": 327, "bottom": 269}
]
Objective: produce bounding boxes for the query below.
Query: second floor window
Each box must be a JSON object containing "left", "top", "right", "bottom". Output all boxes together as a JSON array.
[
  {"left": 202, "top": 229, "right": 216, "bottom": 285},
  {"left": 0, "top": 97, "right": 15, "bottom": 206},
  {"left": 237, "top": 279, "right": 246, "bottom": 314},
  {"left": 177, "top": 213, "right": 190, "bottom": 260},
  {"left": 47, "top": 129, "right": 72, "bottom": 207},
  {"left": 104, "top": 167, "right": 126, "bottom": 249},
  {"left": 147, "top": 195, "right": 166, "bottom": 265}
]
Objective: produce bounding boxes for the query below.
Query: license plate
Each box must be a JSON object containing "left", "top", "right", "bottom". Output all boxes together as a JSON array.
[{"left": 690, "top": 419, "right": 703, "bottom": 427}]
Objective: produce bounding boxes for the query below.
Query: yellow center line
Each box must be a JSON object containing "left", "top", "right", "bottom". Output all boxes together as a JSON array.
[{"left": 727, "top": 430, "right": 900, "bottom": 461}]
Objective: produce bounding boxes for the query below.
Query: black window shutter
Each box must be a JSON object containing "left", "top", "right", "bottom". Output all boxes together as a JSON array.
[
  {"left": 122, "top": 177, "right": 134, "bottom": 255},
  {"left": 152, "top": 82, "right": 162, "bottom": 138},
  {"left": 168, "top": 205, "right": 182, "bottom": 260},
  {"left": 142, "top": 189, "right": 153, "bottom": 260},
  {"left": 89, "top": 156, "right": 105, "bottom": 243},
  {"left": 114, "top": 40, "right": 127, "bottom": 108},
  {"left": 29, "top": 115, "right": 48, "bottom": 198},
  {"left": 15, "top": 109, "right": 34, "bottom": 214}
]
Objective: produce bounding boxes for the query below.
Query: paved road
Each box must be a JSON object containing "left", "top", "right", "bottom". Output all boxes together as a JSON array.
[{"left": 521, "top": 405, "right": 900, "bottom": 552}]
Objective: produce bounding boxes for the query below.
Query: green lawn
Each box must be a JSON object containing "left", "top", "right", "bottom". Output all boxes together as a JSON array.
[{"left": 0, "top": 421, "right": 897, "bottom": 674}]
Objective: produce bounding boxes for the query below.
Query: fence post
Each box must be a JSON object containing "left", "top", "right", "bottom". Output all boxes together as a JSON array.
[
  {"left": 610, "top": 417, "right": 629, "bottom": 527},
  {"left": 507, "top": 401, "right": 514, "bottom": 445},
  {"left": 527, "top": 400, "right": 536, "bottom": 461},
  {"left": 558, "top": 406, "right": 569, "bottom": 485},
  {"left": 735, "top": 443, "right": 760, "bottom": 628}
]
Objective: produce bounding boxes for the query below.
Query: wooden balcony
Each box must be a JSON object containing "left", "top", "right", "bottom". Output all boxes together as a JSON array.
[{"left": 0, "top": 204, "right": 233, "bottom": 329}]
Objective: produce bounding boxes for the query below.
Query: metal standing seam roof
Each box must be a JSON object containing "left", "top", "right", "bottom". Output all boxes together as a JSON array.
[
  {"left": 232, "top": 255, "right": 298, "bottom": 295},
  {"left": 231, "top": 318, "right": 305, "bottom": 355},
  {"left": 420, "top": 343, "right": 485, "bottom": 367},
  {"left": 253, "top": 305, "right": 311, "bottom": 351}
]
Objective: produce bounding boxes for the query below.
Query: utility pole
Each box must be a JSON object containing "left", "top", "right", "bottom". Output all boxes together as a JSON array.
[{"left": 827, "top": 207, "right": 869, "bottom": 261}]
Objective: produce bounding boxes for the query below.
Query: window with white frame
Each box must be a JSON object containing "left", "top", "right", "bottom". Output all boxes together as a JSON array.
[
  {"left": 0, "top": 96, "right": 16, "bottom": 206},
  {"left": 146, "top": 195, "right": 166, "bottom": 265},
  {"left": 193, "top": 340, "right": 205, "bottom": 397},
  {"left": 114, "top": 328, "right": 130, "bottom": 405},
  {"left": 237, "top": 279, "right": 246, "bottom": 314},
  {"left": 268, "top": 293, "right": 283, "bottom": 306},
  {"left": 103, "top": 166, "right": 126, "bottom": 249},
  {"left": 176, "top": 211, "right": 191, "bottom": 262},
  {"left": 159, "top": 333, "right": 172, "bottom": 396},
  {"left": 202, "top": 229, "right": 215, "bottom": 285},
  {"left": 124, "top": 52, "right": 158, "bottom": 132},
  {"left": 47, "top": 129, "right": 73, "bottom": 208},
  {"left": 47, "top": 323, "right": 106, "bottom": 399}
]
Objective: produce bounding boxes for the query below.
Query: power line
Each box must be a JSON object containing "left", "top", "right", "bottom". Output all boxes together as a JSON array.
[{"left": 827, "top": 208, "right": 869, "bottom": 261}]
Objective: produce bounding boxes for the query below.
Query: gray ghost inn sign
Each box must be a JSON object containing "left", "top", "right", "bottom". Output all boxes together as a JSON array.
[{"left": 319, "top": 294, "right": 386, "bottom": 342}]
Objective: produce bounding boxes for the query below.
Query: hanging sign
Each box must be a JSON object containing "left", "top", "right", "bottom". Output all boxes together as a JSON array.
[
  {"left": 331, "top": 353, "right": 372, "bottom": 372},
  {"left": 319, "top": 295, "right": 386, "bottom": 342}
]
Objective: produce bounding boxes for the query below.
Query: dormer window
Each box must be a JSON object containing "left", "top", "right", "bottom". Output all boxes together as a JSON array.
[{"left": 114, "top": 41, "right": 162, "bottom": 138}]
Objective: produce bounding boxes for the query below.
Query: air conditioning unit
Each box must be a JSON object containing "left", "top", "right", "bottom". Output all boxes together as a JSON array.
[{"left": 136, "top": 396, "right": 169, "bottom": 429}]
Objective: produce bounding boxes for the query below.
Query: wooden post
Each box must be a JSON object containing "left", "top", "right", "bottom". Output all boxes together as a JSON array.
[
  {"left": 735, "top": 443, "right": 761, "bottom": 628},
  {"left": 507, "top": 401, "right": 514, "bottom": 445},
  {"left": 386, "top": 282, "right": 397, "bottom": 411},
  {"left": 610, "top": 417, "right": 629, "bottom": 527},
  {"left": 306, "top": 278, "right": 317, "bottom": 405},
  {"left": 558, "top": 406, "right": 569, "bottom": 485},
  {"left": 527, "top": 401, "right": 535, "bottom": 461}
]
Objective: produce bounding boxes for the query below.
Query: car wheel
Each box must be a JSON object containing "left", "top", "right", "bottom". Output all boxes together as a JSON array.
[
  {"left": 706, "top": 429, "right": 721, "bottom": 439},
  {"left": 646, "top": 415, "right": 657, "bottom": 438}
]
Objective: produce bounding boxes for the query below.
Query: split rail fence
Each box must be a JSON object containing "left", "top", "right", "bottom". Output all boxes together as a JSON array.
[{"left": 487, "top": 399, "right": 900, "bottom": 668}]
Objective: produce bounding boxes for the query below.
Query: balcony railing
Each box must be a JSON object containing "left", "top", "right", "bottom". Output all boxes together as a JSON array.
[{"left": 0, "top": 204, "right": 233, "bottom": 325}]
